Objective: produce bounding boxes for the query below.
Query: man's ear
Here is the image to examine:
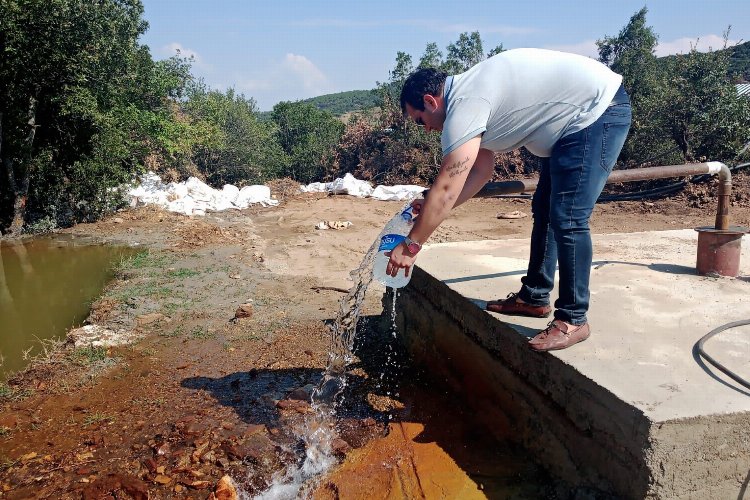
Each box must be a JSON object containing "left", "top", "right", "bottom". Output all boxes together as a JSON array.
[{"left": 423, "top": 94, "right": 438, "bottom": 112}]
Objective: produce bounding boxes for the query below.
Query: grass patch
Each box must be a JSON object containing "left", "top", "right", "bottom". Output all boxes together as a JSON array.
[
  {"left": 189, "top": 326, "right": 215, "bottom": 340},
  {"left": 159, "top": 325, "right": 185, "bottom": 338},
  {"left": 231, "top": 333, "right": 261, "bottom": 342},
  {"left": 116, "top": 250, "right": 172, "bottom": 272},
  {"left": 82, "top": 412, "right": 114, "bottom": 427},
  {"left": 0, "top": 384, "right": 11, "bottom": 399},
  {"left": 116, "top": 283, "right": 173, "bottom": 302},
  {"left": 0, "top": 426, "right": 11, "bottom": 437},
  {"left": 161, "top": 298, "right": 193, "bottom": 315},
  {"left": 70, "top": 345, "right": 108, "bottom": 366},
  {"left": 0, "top": 456, "right": 17, "bottom": 471},
  {"left": 167, "top": 268, "right": 201, "bottom": 279}
]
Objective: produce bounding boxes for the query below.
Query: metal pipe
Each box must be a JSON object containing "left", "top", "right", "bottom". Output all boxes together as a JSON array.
[
  {"left": 708, "top": 161, "right": 732, "bottom": 230},
  {"left": 474, "top": 162, "right": 732, "bottom": 230}
]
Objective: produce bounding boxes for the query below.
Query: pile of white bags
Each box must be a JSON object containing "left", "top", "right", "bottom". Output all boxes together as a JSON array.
[
  {"left": 128, "top": 172, "right": 279, "bottom": 216},
  {"left": 300, "top": 173, "right": 425, "bottom": 201},
  {"left": 127, "top": 171, "right": 428, "bottom": 216}
]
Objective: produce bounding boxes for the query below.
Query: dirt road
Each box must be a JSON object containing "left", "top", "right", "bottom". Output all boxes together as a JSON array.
[{"left": 0, "top": 176, "right": 748, "bottom": 498}]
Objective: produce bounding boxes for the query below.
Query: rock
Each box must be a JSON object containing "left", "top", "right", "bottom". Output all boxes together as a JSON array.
[
  {"left": 136, "top": 313, "right": 167, "bottom": 327},
  {"left": 143, "top": 458, "right": 158, "bottom": 473},
  {"left": 287, "top": 387, "right": 311, "bottom": 401},
  {"left": 337, "top": 418, "right": 384, "bottom": 449},
  {"left": 233, "top": 303, "right": 253, "bottom": 320},
  {"left": 331, "top": 438, "right": 351, "bottom": 457},
  {"left": 201, "top": 449, "right": 217, "bottom": 464},
  {"left": 154, "top": 441, "right": 171, "bottom": 456},
  {"left": 229, "top": 273, "right": 241, "bottom": 279},
  {"left": 276, "top": 399, "right": 312, "bottom": 413},
  {"left": 67, "top": 325, "right": 138, "bottom": 349},
  {"left": 188, "top": 479, "right": 210, "bottom": 489},
  {"left": 113, "top": 217, "right": 124, "bottom": 224},
  {"left": 82, "top": 473, "right": 149, "bottom": 500},
  {"left": 223, "top": 433, "right": 275, "bottom": 462},
  {"left": 20, "top": 452, "right": 37, "bottom": 462},
  {"left": 153, "top": 474, "right": 172, "bottom": 485},
  {"left": 210, "top": 475, "right": 238, "bottom": 500},
  {"left": 241, "top": 424, "right": 266, "bottom": 438},
  {"left": 496, "top": 210, "right": 528, "bottom": 219}
]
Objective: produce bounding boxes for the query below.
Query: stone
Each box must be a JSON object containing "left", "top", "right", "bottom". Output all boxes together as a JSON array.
[
  {"left": 233, "top": 303, "right": 253, "bottom": 320},
  {"left": 82, "top": 473, "right": 149, "bottom": 500},
  {"left": 286, "top": 387, "right": 311, "bottom": 401},
  {"left": 153, "top": 474, "right": 172, "bottom": 485},
  {"left": 188, "top": 479, "right": 210, "bottom": 489},
  {"left": 241, "top": 424, "right": 266, "bottom": 438},
  {"left": 276, "top": 399, "right": 311, "bottom": 413},
  {"left": 211, "top": 475, "right": 238, "bottom": 500},
  {"left": 331, "top": 438, "right": 351, "bottom": 457},
  {"left": 136, "top": 313, "right": 166, "bottom": 327}
]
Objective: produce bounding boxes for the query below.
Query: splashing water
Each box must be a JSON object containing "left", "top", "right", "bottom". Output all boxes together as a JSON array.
[{"left": 247, "top": 203, "right": 415, "bottom": 498}]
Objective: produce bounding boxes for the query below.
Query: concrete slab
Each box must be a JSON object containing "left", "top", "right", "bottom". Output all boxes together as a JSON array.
[{"left": 394, "top": 229, "right": 750, "bottom": 498}]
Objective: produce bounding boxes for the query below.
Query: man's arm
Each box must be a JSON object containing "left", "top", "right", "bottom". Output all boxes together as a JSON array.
[
  {"left": 451, "top": 147, "right": 494, "bottom": 208},
  {"left": 407, "top": 136, "right": 483, "bottom": 245}
]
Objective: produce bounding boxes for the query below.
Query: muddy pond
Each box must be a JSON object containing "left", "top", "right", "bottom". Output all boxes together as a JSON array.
[{"left": 0, "top": 236, "right": 134, "bottom": 379}]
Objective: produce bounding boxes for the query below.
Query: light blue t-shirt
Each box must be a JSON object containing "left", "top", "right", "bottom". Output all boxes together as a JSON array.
[{"left": 441, "top": 48, "right": 623, "bottom": 158}]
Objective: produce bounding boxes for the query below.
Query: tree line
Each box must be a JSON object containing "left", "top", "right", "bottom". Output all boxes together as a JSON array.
[{"left": 1, "top": 3, "right": 749, "bottom": 235}]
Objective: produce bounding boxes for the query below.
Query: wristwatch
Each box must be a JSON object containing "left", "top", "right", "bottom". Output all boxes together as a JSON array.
[{"left": 403, "top": 236, "right": 422, "bottom": 255}]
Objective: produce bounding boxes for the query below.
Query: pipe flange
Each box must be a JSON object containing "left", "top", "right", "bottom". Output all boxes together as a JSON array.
[{"left": 695, "top": 225, "right": 750, "bottom": 236}]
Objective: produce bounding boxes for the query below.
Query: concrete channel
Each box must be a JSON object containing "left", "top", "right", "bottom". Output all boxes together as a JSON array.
[{"left": 393, "top": 229, "right": 750, "bottom": 498}]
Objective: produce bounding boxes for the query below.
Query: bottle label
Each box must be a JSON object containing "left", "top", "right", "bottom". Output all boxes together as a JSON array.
[{"left": 378, "top": 234, "right": 405, "bottom": 252}]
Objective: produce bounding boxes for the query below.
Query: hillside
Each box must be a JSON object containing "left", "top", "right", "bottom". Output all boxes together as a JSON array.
[
  {"left": 302, "top": 89, "right": 379, "bottom": 116},
  {"left": 728, "top": 40, "right": 750, "bottom": 81}
]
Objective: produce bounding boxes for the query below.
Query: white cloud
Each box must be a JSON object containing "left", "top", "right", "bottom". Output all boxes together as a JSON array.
[
  {"left": 280, "top": 53, "right": 328, "bottom": 91},
  {"left": 159, "top": 42, "right": 211, "bottom": 71},
  {"left": 235, "top": 53, "right": 332, "bottom": 109},
  {"left": 544, "top": 40, "right": 599, "bottom": 58},
  {"left": 160, "top": 42, "right": 201, "bottom": 62},
  {"left": 655, "top": 34, "right": 739, "bottom": 57}
]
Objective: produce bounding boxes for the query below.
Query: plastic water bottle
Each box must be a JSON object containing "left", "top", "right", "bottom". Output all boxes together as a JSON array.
[{"left": 373, "top": 205, "right": 414, "bottom": 289}]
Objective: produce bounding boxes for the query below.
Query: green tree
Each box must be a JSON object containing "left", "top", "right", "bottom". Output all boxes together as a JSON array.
[
  {"left": 271, "top": 101, "right": 344, "bottom": 183},
  {"left": 0, "top": 0, "right": 156, "bottom": 232},
  {"left": 486, "top": 44, "right": 505, "bottom": 58},
  {"left": 443, "top": 31, "right": 484, "bottom": 74},
  {"left": 184, "top": 85, "right": 288, "bottom": 185},
  {"left": 418, "top": 43, "right": 443, "bottom": 69},
  {"left": 662, "top": 38, "right": 750, "bottom": 161},
  {"left": 597, "top": 7, "right": 675, "bottom": 165}
]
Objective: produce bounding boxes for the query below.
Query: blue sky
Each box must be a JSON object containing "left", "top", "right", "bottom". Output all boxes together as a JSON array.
[{"left": 139, "top": 1, "right": 750, "bottom": 111}]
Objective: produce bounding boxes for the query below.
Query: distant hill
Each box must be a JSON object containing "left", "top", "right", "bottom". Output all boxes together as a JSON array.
[
  {"left": 302, "top": 90, "right": 379, "bottom": 116},
  {"left": 728, "top": 40, "right": 750, "bottom": 82},
  {"left": 257, "top": 89, "right": 379, "bottom": 121},
  {"left": 658, "top": 40, "right": 750, "bottom": 82}
]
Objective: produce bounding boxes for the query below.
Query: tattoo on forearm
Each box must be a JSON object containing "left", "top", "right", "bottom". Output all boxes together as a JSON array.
[{"left": 447, "top": 156, "right": 471, "bottom": 178}]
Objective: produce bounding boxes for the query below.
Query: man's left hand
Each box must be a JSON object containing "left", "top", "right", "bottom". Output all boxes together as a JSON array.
[{"left": 385, "top": 242, "right": 417, "bottom": 277}]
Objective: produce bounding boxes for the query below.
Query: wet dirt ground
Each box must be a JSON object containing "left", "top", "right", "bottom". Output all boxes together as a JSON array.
[{"left": 0, "top": 172, "right": 748, "bottom": 499}]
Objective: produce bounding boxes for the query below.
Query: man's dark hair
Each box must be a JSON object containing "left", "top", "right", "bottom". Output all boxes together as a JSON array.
[{"left": 399, "top": 68, "right": 448, "bottom": 113}]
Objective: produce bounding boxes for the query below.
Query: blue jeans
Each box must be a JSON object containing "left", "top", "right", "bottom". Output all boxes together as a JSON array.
[{"left": 518, "top": 85, "right": 631, "bottom": 325}]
